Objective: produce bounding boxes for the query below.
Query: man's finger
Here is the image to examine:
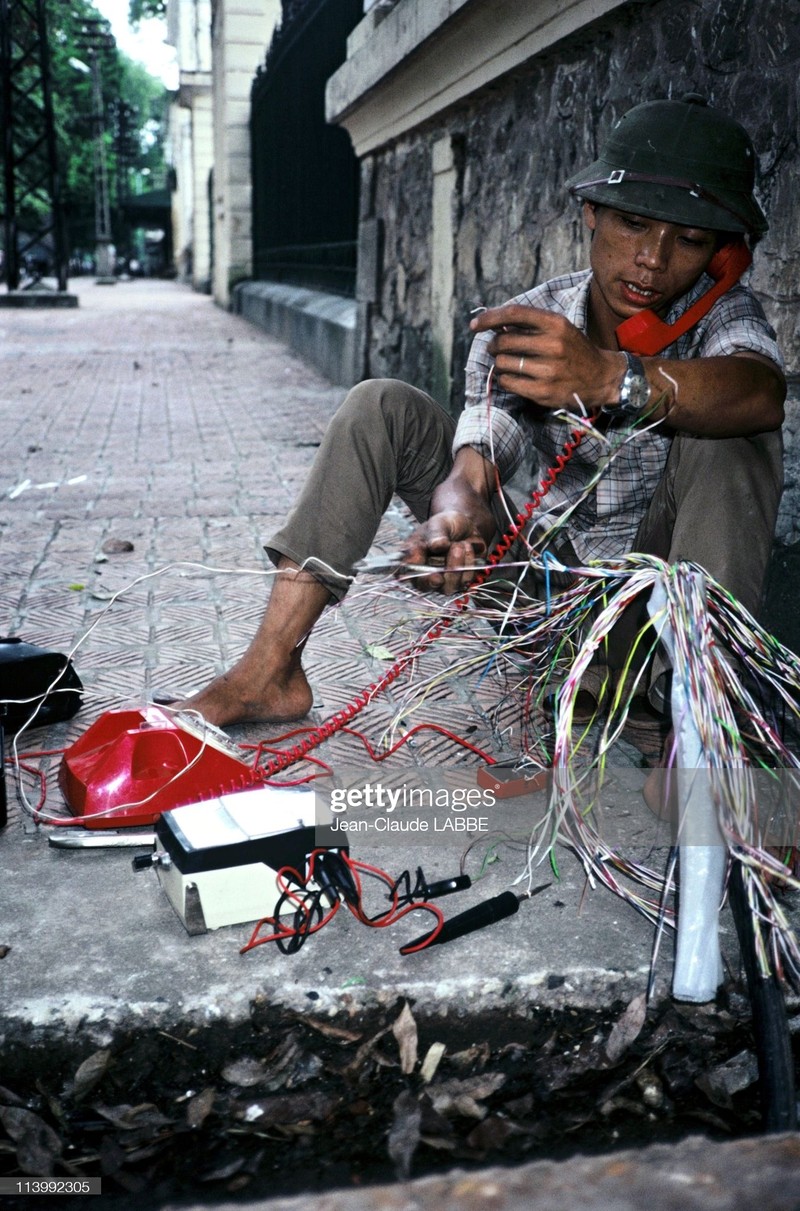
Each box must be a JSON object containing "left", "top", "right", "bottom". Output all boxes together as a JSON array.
[
  {"left": 440, "top": 541, "right": 475, "bottom": 595},
  {"left": 470, "top": 304, "right": 554, "bottom": 333}
]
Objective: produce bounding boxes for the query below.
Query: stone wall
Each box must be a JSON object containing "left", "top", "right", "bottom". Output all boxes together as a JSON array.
[{"left": 361, "top": 0, "right": 800, "bottom": 543}]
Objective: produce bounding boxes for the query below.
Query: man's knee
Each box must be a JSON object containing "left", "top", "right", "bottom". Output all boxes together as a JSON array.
[
  {"left": 337, "top": 378, "right": 432, "bottom": 426},
  {"left": 668, "top": 431, "right": 783, "bottom": 528},
  {"left": 333, "top": 378, "right": 454, "bottom": 461},
  {"left": 665, "top": 431, "right": 783, "bottom": 612}
]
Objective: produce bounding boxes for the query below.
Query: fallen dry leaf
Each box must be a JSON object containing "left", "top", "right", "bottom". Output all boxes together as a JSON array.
[
  {"left": 71, "top": 1048, "right": 111, "bottom": 1102},
  {"left": 447, "top": 1042, "right": 490, "bottom": 1069},
  {"left": 0, "top": 1106, "right": 62, "bottom": 1175},
  {"left": 419, "top": 1134, "right": 457, "bottom": 1151},
  {"left": 92, "top": 1102, "right": 174, "bottom": 1132},
  {"left": 387, "top": 1089, "right": 421, "bottom": 1180},
  {"left": 427, "top": 1073, "right": 506, "bottom": 1119},
  {"left": 259, "top": 1034, "right": 324, "bottom": 1091},
  {"left": 465, "top": 1114, "right": 522, "bottom": 1152},
  {"left": 392, "top": 1002, "right": 418, "bottom": 1076},
  {"left": 365, "top": 643, "right": 393, "bottom": 660},
  {"left": 695, "top": 1049, "right": 758, "bottom": 1109},
  {"left": 303, "top": 1017, "right": 362, "bottom": 1044},
  {"left": 343, "top": 1025, "right": 391, "bottom": 1075},
  {"left": 419, "top": 1041, "right": 446, "bottom": 1083},
  {"left": 186, "top": 1087, "right": 216, "bottom": 1129},
  {"left": 232, "top": 1090, "right": 337, "bottom": 1127},
  {"left": 605, "top": 993, "right": 647, "bottom": 1064},
  {"left": 200, "top": 1155, "right": 248, "bottom": 1183},
  {"left": 221, "top": 1058, "right": 267, "bottom": 1088},
  {"left": 600, "top": 1094, "right": 649, "bottom": 1118}
]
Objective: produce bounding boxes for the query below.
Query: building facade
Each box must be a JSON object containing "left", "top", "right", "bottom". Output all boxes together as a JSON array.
[
  {"left": 325, "top": 0, "right": 799, "bottom": 547},
  {"left": 210, "top": 0, "right": 281, "bottom": 306},
  {"left": 166, "top": 0, "right": 214, "bottom": 291}
]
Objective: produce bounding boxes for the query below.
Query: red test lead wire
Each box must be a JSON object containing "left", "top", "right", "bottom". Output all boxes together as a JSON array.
[
  {"left": 240, "top": 849, "right": 445, "bottom": 957},
  {"left": 259, "top": 426, "right": 585, "bottom": 781}
]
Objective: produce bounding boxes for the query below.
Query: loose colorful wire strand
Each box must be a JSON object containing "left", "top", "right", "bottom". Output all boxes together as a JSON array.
[{"left": 494, "top": 556, "right": 800, "bottom": 984}]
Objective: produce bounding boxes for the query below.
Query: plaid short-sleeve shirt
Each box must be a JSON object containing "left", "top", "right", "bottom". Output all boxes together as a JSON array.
[{"left": 453, "top": 270, "right": 783, "bottom": 562}]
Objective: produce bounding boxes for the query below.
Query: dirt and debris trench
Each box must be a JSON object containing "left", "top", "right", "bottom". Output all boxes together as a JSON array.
[{"left": 2, "top": 986, "right": 797, "bottom": 1210}]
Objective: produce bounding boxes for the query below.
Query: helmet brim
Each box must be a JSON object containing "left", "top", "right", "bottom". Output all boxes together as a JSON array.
[{"left": 566, "top": 159, "right": 768, "bottom": 236}]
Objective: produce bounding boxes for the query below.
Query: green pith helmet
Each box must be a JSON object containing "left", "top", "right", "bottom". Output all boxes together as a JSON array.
[{"left": 565, "top": 94, "right": 767, "bottom": 235}]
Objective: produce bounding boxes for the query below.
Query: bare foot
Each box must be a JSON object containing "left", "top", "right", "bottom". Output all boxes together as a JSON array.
[
  {"left": 642, "top": 729, "right": 677, "bottom": 824},
  {"left": 175, "top": 656, "right": 313, "bottom": 728},
  {"left": 170, "top": 556, "right": 331, "bottom": 728},
  {"left": 642, "top": 764, "right": 678, "bottom": 824}
]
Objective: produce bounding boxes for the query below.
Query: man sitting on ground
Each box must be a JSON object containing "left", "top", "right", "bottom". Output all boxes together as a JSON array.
[{"left": 178, "top": 94, "right": 785, "bottom": 730}]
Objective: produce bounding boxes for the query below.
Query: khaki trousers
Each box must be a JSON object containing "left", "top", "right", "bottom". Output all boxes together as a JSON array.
[
  {"left": 268, "top": 380, "right": 456, "bottom": 599},
  {"left": 268, "top": 378, "right": 783, "bottom": 626}
]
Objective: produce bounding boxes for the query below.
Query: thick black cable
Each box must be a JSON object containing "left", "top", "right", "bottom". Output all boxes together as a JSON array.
[{"left": 728, "top": 860, "right": 797, "bottom": 1132}]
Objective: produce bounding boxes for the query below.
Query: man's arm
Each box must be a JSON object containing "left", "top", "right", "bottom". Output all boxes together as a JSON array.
[
  {"left": 403, "top": 446, "right": 498, "bottom": 594},
  {"left": 628, "top": 351, "right": 785, "bottom": 435},
  {"left": 474, "top": 305, "right": 786, "bottom": 437},
  {"left": 404, "top": 294, "right": 785, "bottom": 594}
]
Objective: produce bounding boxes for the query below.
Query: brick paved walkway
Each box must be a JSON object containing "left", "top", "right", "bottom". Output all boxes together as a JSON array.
[
  {"left": 0, "top": 278, "right": 561, "bottom": 818},
  {"left": 0, "top": 283, "right": 322, "bottom": 766}
]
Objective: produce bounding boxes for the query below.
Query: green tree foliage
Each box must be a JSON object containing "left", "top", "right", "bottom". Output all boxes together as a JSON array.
[
  {"left": 129, "top": 0, "right": 167, "bottom": 22},
  {"left": 45, "top": 0, "right": 168, "bottom": 256}
]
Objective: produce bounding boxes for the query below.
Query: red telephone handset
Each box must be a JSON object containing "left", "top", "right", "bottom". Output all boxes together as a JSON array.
[{"left": 616, "top": 239, "right": 752, "bottom": 356}]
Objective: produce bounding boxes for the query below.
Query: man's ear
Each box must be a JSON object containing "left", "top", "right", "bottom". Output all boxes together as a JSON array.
[{"left": 583, "top": 200, "right": 598, "bottom": 232}]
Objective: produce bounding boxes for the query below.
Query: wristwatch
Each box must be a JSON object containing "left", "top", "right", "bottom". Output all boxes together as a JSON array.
[{"left": 608, "top": 351, "right": 651, "bottom": 417}]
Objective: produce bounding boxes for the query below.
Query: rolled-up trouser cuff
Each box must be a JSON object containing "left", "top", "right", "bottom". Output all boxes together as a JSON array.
[{"left": 264, "top": 537, "right": 354, "bottom": 600}]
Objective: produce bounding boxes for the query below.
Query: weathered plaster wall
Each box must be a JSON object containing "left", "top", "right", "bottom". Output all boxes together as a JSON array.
[
  {"left": 360, "top": 0, "right": 799, "bottom": 541},
  {"left": 211, "top": 0, "right": 281, "bottom": 307}
]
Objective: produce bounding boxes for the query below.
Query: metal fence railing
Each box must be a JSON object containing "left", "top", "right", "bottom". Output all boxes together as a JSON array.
[{"left": 250, "top": 0, "right": 362, "bottom": 298}]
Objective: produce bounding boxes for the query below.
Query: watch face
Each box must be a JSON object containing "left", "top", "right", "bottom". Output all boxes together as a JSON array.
[
  {"left": 619, "top": 354, "right": 650, "bottom": 413},
  {"left": 627, "top": 373, "right": 650, "bottom": 410}
]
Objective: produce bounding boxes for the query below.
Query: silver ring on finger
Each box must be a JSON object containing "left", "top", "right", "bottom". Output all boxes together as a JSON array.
[{"left": 519, "top": 356, "right": 525, "bottom": 373}]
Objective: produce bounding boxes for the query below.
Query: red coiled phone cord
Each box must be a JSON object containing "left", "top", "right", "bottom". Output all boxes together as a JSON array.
[{"left": 260, "top": 426, "right": 585, "bottom": 779}]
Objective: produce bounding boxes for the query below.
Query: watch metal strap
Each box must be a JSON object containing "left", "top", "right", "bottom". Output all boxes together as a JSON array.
[{"left": 617, "top": 351, "right": 649, "bottom": 413}]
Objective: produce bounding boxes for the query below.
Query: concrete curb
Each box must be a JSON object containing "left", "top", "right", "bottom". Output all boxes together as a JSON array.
[
  {"left": 163, "top": 1132, "right": 800, "bottom": 1211},
  {"left": 233, "top": 281, "right": 357, "bottom": 387}
]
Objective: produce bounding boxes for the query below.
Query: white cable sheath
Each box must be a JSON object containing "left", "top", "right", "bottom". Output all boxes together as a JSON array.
[{"left": 648, "top": 574, "right": 725, "bottom": 1002}]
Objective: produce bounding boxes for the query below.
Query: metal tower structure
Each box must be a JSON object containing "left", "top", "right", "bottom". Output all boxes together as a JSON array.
[
  {"left": 0, "top": 0, "right": 69, "bottom": 292},
  {"left": 75, "top": 17, "right": 117, "bottom": 282},
  {"left": 112, "top": 99, "right": 139, "bottom": 265}
]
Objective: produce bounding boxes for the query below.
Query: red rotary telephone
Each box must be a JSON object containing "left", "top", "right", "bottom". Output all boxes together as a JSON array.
[{"left": 616, "top": 238, "right": 752, "bottom": 356}]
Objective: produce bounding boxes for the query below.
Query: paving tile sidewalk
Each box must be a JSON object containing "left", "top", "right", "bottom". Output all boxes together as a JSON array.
[{"left": 0, "top": 278, "right": 793, "bottom": 1035}]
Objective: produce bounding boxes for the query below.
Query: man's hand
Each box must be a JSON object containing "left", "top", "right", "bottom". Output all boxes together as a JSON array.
[
  {"left": 472, "top": 304, "right": 785, "bottom": 435},
  {"left": 471, "top": 304, "right": 623, "bottom": 412},
  {"left": 399, "top": 447, "right": 499, "bottom": 594},
  {"left": 403, "top": 510, "right": 490, "bottom": 595}
]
